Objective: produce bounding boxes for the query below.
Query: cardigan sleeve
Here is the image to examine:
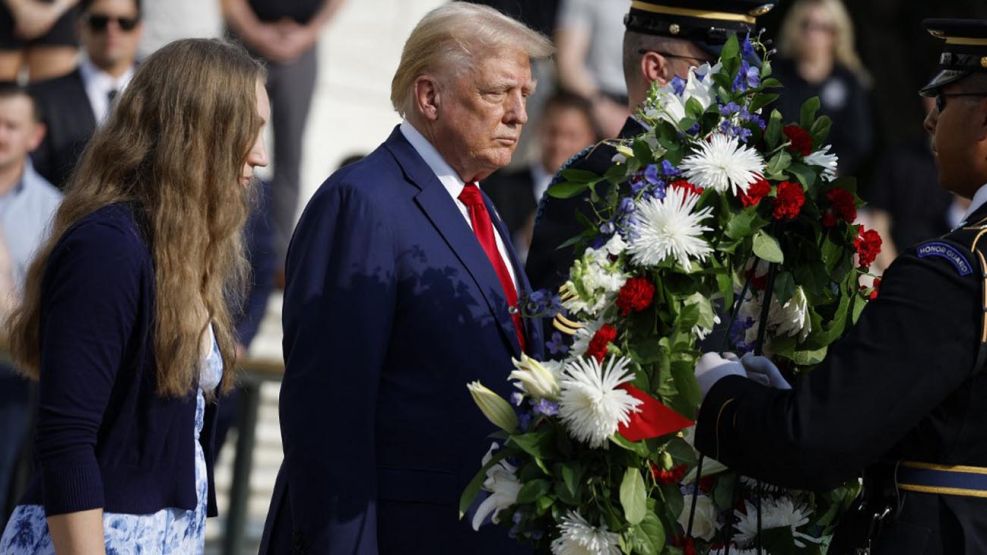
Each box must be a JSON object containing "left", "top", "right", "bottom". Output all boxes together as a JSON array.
[{"left": 35, "top": 217, "right": 146, "bottom": 516}]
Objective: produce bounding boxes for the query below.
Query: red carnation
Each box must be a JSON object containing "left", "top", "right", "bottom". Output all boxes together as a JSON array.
[
  {"left": 821, "top": 211, "right": 838, "bottom": 228},
  {"left": 854, "top": 225, "right": 883, "bottom": 269},
  {"left": 670, "top": 179, "right": 704, "bottom": 197},
  {"left": 772, "top": 181, "right": 805, "bottom": 221},
  {"left": 783, "top": 124, "right": 813, "bottom": 156},
  {"left": 739, "top": 177, "right": 771, "bottom": 208},
  {"left": 650, "top": 463, "right": 688, "bottom": 485},
  {"left": 826, "top": 188, "right": 857, "bottom": 224},
  {"left": 616, "top": 276, "right": 656, "bottom": 317},
  {"left": 586, "top": 324, "right": 618, "bottom": 362}
]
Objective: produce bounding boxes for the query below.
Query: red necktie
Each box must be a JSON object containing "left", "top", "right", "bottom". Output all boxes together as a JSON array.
[{"left": 458, "top": 183, "right": 526, "bottom": 352}]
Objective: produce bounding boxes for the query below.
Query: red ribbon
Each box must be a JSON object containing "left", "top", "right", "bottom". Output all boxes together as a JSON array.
[{"left": 617, "top": 383, "right": 694, "bottom": 442}]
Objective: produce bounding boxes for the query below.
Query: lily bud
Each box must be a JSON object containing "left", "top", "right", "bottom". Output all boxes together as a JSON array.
[
  {"left": 467, "top": 381, "right": 518, "bottom": 433},
  {"left": 509, "top": 354, "right": 561, "bottom": 400}
]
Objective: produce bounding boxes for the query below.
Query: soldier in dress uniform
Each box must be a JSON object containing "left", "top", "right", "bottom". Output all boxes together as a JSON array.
[
  {"left": 525, "top": 0, "right": 776, "bottom": 295},
  {"left": 693, "top": 19, "right": 987, "bottom": 554}
]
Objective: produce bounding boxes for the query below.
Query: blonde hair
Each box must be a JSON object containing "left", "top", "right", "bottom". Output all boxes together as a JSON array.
[
  {"left": 390, "top": 3, "right": 554, "bottom": 117},
  {"left": 8, "top": 39, "right": 265, "bottom": 397},
  {"left": 778, "top": 0, "right": 871, "bottom": 86}
]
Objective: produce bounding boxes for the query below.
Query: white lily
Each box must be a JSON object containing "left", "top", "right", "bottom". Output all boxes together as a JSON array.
[
  {"left": 471, "top": 443, "right": 523, "bottom": 531},
  {"left": 510, "top": 354, "right": 561, "bottom": 400},
  {"left": 467, "top": 381, "right": 518, "bottom": 433}
]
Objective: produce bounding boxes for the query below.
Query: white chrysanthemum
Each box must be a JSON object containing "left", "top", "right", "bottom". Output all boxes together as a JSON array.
[
  {"left": 679, "top": 134, "right": 765, "bottom": 196},
  {"left": 627, "top": 186, "right": 713, "bottom": 271},
  {"left": 551, "top": 511, "right": 622, "bottom": 555},
  {"left": 558, "top": 356, "right": 642, "bottom": 448},
  {"left": 804, "top": 144, "right": 839, "bottom": 182},
  {"left": 733, "top": 497, "right": 820, "bottom": 548},
  {"left": 472, "top": 443, "right": 522, "bottom": 530}
]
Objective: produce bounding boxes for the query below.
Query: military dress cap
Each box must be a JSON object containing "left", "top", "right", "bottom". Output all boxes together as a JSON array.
[
  {"left": 920, "top": 18, "right": 987, "bottom": 96},
  {"left": 624, "top": 0, "right": 776, "bottom": 53}
]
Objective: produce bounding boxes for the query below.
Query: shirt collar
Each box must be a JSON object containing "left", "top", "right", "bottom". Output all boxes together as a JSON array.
[
  {"left": 962, "top": 182, "right": 987, "bottom": 225},
  {"left": 0, "top": 159, "right": 36, "bottom": 200},
  {"left": 530, "top": 163, "right": 552, "bottom": 203},
  {"left": 80, "top": 57, "right": 135, "bottom": 92},
  {"left": 399, "top": 119, "right": 467, "bottom": 199}
]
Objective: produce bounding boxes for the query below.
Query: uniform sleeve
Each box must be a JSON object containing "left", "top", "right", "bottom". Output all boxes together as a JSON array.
[
  {"left": 556, "top": 0, "right": 591, "bottom": 31},
  {"left": 695, "top": 249, "right": 981, "bottom": 490},
  {"left": 36, "top": 221, "right": 144, "bottom": 515},
  {"left": 278, "top": 182, "right": 397, "bottom": 553}
]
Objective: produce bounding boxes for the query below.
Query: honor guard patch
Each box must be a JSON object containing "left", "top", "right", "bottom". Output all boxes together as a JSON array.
[{"left": 917, "top": 241, "right": 973, "bottom": 276}]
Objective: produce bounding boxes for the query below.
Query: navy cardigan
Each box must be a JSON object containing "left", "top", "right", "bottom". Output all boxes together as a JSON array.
[{"left": 20, "top": 203, "right": 220, "bottom": 517}]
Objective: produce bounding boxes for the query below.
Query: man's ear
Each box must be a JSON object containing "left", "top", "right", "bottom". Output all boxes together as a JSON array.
[
  {"left": 413, "top": 75, "right": 442, "bottom": 122},
  {"left": 640, "top": 51, "right": 673, "bottom": 87},
  {"left": 28, "top": 122, "right": 45, "bottom": 152}
]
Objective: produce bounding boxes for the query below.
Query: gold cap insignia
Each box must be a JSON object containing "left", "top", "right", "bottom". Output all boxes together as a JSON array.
[
  {"left": 668, "top": 23, "right": 680, "bottom": 35},
  {"left": 982, "top": 56, "right": 987, "bottom": 69},
  {"left": 748, "top": 4, "right": 775, "bottom": 17}
]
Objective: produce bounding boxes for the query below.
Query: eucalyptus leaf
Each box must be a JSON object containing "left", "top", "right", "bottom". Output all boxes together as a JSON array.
[
  {"left": 619, "top": 467, "right": 648, "bottom": 525},
  {"left": 548, "top": 181, "right": 591, "bottom": 199}
]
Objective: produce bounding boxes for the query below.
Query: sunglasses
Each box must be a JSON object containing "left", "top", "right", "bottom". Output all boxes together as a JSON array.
[
  {"left": 86, "top": 14, "right": 140, "bottom": 32},
  {"left": 936, "top": 92, "right": 987, "bottom": 113}
]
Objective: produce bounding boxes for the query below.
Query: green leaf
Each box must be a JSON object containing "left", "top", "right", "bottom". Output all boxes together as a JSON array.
[
  {"left": 685, "top": 97, "right": 706, "bottom": 121},
  {"left": 458, "top": 447, "right": 510, "bottom": 518},
  {"left": 765, "top": 150, "right": 793, "bottom": 178},
  {"left": 509, "top": 430, "right": 553, "bottom": 460},
  {"left": 799, "top": 96, "right": 822, "bottom": 129},
  {"left": 619, "top": 467, "right": 648, "bottom": 525},
  {"left": 792, "top": 346, "right": 828, "bottom": 366},
  {"left": 516, "top": 479, "right": 551, "bottom": 504},
  {"left": 787, "top": 161, "right": 817, "bottom": 190},
  {"left": 773, "top": 271, "right": 796, "bottom": 305},
  {"left": 725, "top": 207, "right": 762, "bottom": 240},
  {"left": 561, "top": 168, "right": 603, "bottom": 182},
  {"left": 611, "top": 433, "right": 652, "bottom": 458},
  {"left": 761, "top": 77, "right": 782, "bottom": 89},
  {"left": 811, "top": 114, "right": 833, "bottom": 146},
  {"left": 548, "top": 181, "right": 590, "bottom": 199},
  {"left": 561, "top": 464, "right": 583, "bottom": 502},
  {"left": 669, "top": 359, "right": 701, "bottom": 417},
  {"left": 753, "top": 230, "right": 784, "bottom": 263},
  {"left": 765, "top": 109, "right": 783, "bottom": 148},
  {"left": 628, "top": 511, "right": 665, "bottom": 555},
  {"left": 749, "top": 92, "right": 780, "bottom": 114}
]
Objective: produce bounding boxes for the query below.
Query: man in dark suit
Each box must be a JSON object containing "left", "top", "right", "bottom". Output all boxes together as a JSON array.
[
  {"left": 259, "top": 4, "right": 551, "bottom": 554},
  {"left": 525, "top": 0, "right": 777, "bottom": 295},
  {"left": 485, "top": 91, "right": 598, "bottom": 261},
  {"left": 31, "top": 0, "right": 142, "bottom": 189}
]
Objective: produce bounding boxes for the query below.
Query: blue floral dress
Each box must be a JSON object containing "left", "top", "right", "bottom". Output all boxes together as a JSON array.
[{"left": 0, "top": 327, "right": 224, "bottom": 554}]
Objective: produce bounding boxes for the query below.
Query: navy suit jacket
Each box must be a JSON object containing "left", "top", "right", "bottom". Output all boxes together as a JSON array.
[
  {"left": 30, "top": 68, "right": 97, "bottom": 190},
  {"left": 260, "top": 127, "right": 543, "bottom": 554}
]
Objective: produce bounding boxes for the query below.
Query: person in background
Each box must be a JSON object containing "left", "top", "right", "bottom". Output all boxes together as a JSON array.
[
  {"left": 773, "top": 0, "right": 874, "bottom": 178},
  {"left": 554, "top": 0, "right": 629, "bottom": 138},
  {"left": 0, "top": 38, "right": 269, "bottom": 553},
  {"left": 486, "top": 90, "right": 599, "bottom": 260},
  {"left": 30, "top": 0, "right": 142, "bottom": 189},
  {"left": 138, "top": 0, "right": 221, "bottom": 59},
  {"left": 0, "top": 0, "right": 80, "bottom": 82},
  {"left": 866, "top": 95, "right": 964, "bottom": 272},
  {"left": 0, "top": 85, "right": 60, "bottom": 527},
  {"left": 222, "top": 0, "right": 347, "bottom": 281},
  {"left": 259, "top": 4, "right": 550, "bottom": 552}
]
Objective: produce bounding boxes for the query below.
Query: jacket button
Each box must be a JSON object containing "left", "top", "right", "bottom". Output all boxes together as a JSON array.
[{"left": 508, "top": 306, "right": 519, "bottom": 315}]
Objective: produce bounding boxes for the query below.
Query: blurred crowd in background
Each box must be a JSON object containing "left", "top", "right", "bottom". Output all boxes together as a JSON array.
[{"left": 3, "top": 0, "right": 987, "bottom": 537}]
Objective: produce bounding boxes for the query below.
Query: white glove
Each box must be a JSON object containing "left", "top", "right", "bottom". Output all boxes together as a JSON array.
[
  {"left": 694, "top": 352, "right": 746, "bottom": 400},
  {"left": 741, "top": 353, "right": 792, "bottom": 390}
]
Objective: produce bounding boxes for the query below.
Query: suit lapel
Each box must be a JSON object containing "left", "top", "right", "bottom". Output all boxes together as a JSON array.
[
  {"left": 384, "top": 128, "right": 522, "bottom": 356},
  {"left": 70, "top": 69, "right": 98, "bottom": 131}
]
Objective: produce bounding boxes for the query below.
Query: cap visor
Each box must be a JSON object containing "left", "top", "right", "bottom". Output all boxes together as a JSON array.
[{"left": 920, "top": 68, "right": 973, "bottom": 96}]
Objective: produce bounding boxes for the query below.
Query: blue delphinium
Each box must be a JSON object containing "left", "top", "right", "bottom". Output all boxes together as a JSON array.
[
  {"left": 730, "top": 316, "right": 756, "bottom": 354},
  {"left": 733, "top": 60, "right": 761, "bottom": 93},
  {"left": 661, "top": 160, "right": 680, "bottom": 177},
  {"left": 546, "top": 331, "right": 569, "bottom": 356},
  {"left": 532, "top": 399, "right": 560, "bottom": 417},
  {"left": 670, "top": 75, "right": 686, "bottom": 96}
]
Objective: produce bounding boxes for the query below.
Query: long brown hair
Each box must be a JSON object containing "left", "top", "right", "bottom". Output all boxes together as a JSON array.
[{"left": 8, "top": 38, "right": 265, "bottom": 397}]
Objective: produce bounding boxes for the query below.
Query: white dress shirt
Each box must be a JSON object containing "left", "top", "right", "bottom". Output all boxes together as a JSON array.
[
  {"left": 79, "top": 57, "right": 136, "bottom": 124},
  {"left": 530, "top": 163, "right": 553, "bottom": 205},
  {"left": 399, "top": 120, "right": 519, "bottom": 290},
  {"left": 961, "top": 183, "right": 987, "bottom": 226}
]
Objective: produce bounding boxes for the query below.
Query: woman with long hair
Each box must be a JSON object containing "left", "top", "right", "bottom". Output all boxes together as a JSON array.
[
  {"left": 774, "top": 0, "right": 874, "bottom": 178},
  {"left": 0, "top": 37, "right": 269, "bottom": 553}
]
